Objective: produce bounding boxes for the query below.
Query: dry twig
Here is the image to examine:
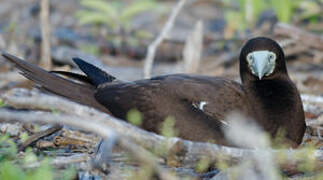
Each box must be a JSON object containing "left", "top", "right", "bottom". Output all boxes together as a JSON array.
[
  {"left": 26, "top": 153, "right": 90, "bottom": 169},
  {"left": 274, "top": 23, "right": 323, "bottom": 51},
  {"left": 143, "top": 0, "right": 187, "bottom": 78},
  {"left": 19, "top": 124, "right": 62, "bottom": 151},
  {"left": 183, "top": 20, "right": 203, "bottom": 73},
  {"left": 0, "top": 109, "right": 178, "bottom": 180},
  {"left": 40, "top": 0, "right": 52, "bottom": 69},
  {"left": 1, "top": 88, "right": 322, "bottom": 171}
]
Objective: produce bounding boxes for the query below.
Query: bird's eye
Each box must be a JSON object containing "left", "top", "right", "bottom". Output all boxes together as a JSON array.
[
  {"left": 247, "top": 54, "right": 253, "bottom": 61},
  {"left": 268, "top": 53, "right": 276, "bottom": 61}
]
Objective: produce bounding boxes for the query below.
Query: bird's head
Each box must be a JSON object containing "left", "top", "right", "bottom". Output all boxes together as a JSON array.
[{"left": 239, "top": 37, "right": 288, "bottom": 84}]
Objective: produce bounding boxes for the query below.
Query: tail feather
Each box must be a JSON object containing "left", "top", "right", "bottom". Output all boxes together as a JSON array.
[
  {"left": 2, "top": 52, "right": 110, "bottom": 114},
  {"left": 50, "top": 71, "right": 93, "bottom": 85},
  {"left": 72, "top": 57, "right": 116, "bottom": 86}
]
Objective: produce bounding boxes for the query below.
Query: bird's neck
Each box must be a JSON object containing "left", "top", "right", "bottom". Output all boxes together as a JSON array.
[
  {"left": 250, "top": 78, "right": 298, "bottom": 112},
  {"left": 245, "top": 78, "right": 298, "bottom": 131}
]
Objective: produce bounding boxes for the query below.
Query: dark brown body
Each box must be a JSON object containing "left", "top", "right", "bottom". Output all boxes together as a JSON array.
[
  {"left": 95, "top": 75, "right": 251, "bottom": 145},
  {"left": 2, "top": 37, "right": 306, "bottom": 147}
]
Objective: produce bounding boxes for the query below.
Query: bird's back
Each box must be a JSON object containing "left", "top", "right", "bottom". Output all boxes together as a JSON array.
[{"left": 94, "top": 74, "right": 251, "bottom": 144}]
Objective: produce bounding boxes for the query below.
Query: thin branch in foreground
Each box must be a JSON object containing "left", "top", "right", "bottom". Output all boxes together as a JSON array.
[
  {"left": 26, "top": 153, "right": 90, "bottom": 169},
  {"left": 40, "top": 0, "right": 52, "bottom": 69},
  {"left": 224, "top": 113, "right": 279, "bottom": 180},
  {"left": 183, "top": 20, "right": 203, "bottom": 73},
  {"left": 0, "top": 109, "right": 178, "bottom": 180},
  {"left": 1, "top": 88, "right": 322, "bottom": 172},
  {"left": 143, "top": 0, "right": 187, "bottom": 78}
]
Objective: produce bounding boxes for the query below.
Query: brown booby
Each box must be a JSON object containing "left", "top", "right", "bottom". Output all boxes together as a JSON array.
[{"left": 2, "top": 37, "right": 306, "bottom": 147}]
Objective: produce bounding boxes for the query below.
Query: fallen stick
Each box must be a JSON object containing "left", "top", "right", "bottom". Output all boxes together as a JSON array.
[
  {"left": 143, "top": 0, "right": 187, "bottom": 78},
  {"left": 19, "top": 124, "right": 62, "bottom": 151},
  {"left": 274, "top": 23, "right": 323, "bottom": 51},
  {"left": 0, "top": 71, "right": 26, "bottom": 81},
  {"left": 26, "top": 153, "right": 90, "bottom": 169},
  {"left": 39, "top": 0, "right": 52, "bottom": 69},
  {"left": 0, "top": 109, "right": 178, "bottom": 180},
  {"left": 183, "top": 20, "right": 203, "bottom": 73},
  {"left": 1, "top": 88, "right": 322, "bottom": 170}
]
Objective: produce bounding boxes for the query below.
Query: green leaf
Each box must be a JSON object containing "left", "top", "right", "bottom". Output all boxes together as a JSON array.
[
  {"left": 298, "top": 1, "right": 321, "bottom": 20},
  {"left": 76, "top": 10, "right": 114, "bottom": 27},
  {"left": 0, "top": 161, "right": 26, "bottom": 180},
  {"left": 76, "top": 0, "right": 165, "bottom": 33},
  {"left": 196, "top": 157, "right": 211, "bottom": 172},
  {"left": 224, "top": 0, "right": 267, "bottom": 31},
  {"left": 50, "top": 108, "right": 61, "bottom": 115},
  {"left": 270, "top": 0, "right": 299, "bottom": 22},
  {"left": 127, "top": 109, "right": 142, "bottom": 126},
  {"left": 0, "top": 98, "right": 6, "bottom": 108},
  {"left": 3, "top": 21, "right": 17, "bottom": 33},
  {"left": 225, "top": 11, "right": 247, "bottom": 31},
  {"left": 79, "top": 44, "right": 100, "bottom": 56},
  {"left": 61, "top": 167, "right": 76, "bottom": 180},
  {"left": 239, "top": 0, "right": 267, "bottom": 24},
  {"left": 159, "top": 116, "right": 178, "bottom": 138},
  {"left": 24, "top": 148, "right": 38, "bottom": 165},
  {"left": 0, "top": 134, "right": 9, "bottom": 144},
  {"left": 0, "top": 137, "right": 18, "bottom": 160},
  {"left": 19, "top": 132, "right": 29, "bottom": 143},
  {"left": 135, "top": 30, "right": 154, "bottom": 40},
  {"left": 80, "top": 0, "right": 118, "bottom": 19},
  {"left": 27, "top": 159, "right": 53, "bottom": 180},
  {"left": 120, "top": 0, "right": 157, "bottom": 23}
]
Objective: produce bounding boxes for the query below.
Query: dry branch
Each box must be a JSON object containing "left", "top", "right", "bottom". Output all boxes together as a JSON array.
[
  {"left": 143, "top": 0, "right": 187, "bottom": 78},
  {"left": 0, "top": 71, "right": 26, "bottom": 82},
  {"left": 0, "top": 109, "right": 177, "bottom": 180},
  {"left": 19, "top": 124, "right": 62, "bottom": 151},
  {"left": 274, "top": 23, "right": 323, "bottom": 51},
  {"left": 1, "top": 88, "right": 322, "bottom": 171},
  {"left": 26, "top": 153, "right": 90, "bottom": 169},
  {"left": 183, "top": 20, "right": 203, "bottom": 73},
  {"left": 40, "top": 0, "right": 52, "bottom": 69}
]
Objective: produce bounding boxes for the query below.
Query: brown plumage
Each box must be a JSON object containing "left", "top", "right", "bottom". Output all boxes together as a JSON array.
[{"left": 2, "top": 37, "right": 306, "bottom": 147}]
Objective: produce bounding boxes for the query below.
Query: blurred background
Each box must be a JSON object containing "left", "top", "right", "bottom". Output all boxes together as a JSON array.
[
  {"left": 0, "top": 0, "right": 322, "bottom": 92},
  {"left": 0, "top": 1, "right": 322, "bottom": 179}
]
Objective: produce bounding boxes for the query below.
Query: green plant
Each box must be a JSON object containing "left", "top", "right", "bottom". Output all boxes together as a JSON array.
[
  {"left": 0, "top": 134, "right": 75, "bottom": 180},
  {"left": 79, "top": 44, "right": 100, "bottom": 56},
  {"left": 159, "top": 116, "right": 178, "bottom": 138},
  {"left": 238, "top": 0, "right": 267, "bottom": 24},
  {"left": 76, "top": 0, "right": 161, "bottom": 33},
  {"left": 298, "top": 0, "right": 322, "bottom": 22},
  {"left": 224, "top": 0, "right": 321, "bottom": 34},
  {"left": 0, "top": 134, "right": 17, "bottom": 161},
  {"left": 224, "top": 0, "right": 267, "bottom": 32},
  {"left": 127, "top": 109, "right": 143, "bottom": 126},
  {"left": 270, "top": 0, "right": 300, "bottom": 22},
  {"left": 195, "top": 156, "right": 211, "bottom": 172},
  {"left": 76, "top": 0, "right": 164, "bottom": 54},
  {"left": 0, "top": 98, "right": 6, "bottom": 108}
]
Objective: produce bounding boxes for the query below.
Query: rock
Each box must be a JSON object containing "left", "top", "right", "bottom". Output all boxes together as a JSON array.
[{"left": 0, "top": 122, "right": 22, "bottom": 136}]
